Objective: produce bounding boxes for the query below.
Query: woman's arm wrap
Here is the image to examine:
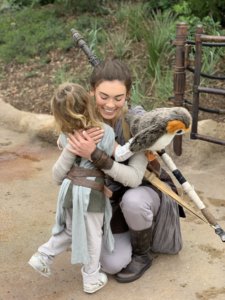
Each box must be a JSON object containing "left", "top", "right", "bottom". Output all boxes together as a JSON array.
[
  {"left": 104, "top": 152, "right": 148, "bottom": 188},
  {"left": 90, "top": 147, "right": 114, "bottom": 170},
  {"left": 52, "top": 146, "right": 75, "bottom": 185}
]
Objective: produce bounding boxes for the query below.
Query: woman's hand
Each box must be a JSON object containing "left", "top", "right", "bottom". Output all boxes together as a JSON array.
[
  {"left": 86, "top": 127, "right": 104, "bottom": 144},
  {"left": 67, "top": 130, "right": 97, "bottom": 160}
]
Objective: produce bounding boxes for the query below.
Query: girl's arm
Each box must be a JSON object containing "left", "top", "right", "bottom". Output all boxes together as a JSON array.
[
  {"left": 53, "top": 128, "right": 105, "bottom": 185},
  {"left": 52, "top": 144, "right": 76, "bottom": 185}
]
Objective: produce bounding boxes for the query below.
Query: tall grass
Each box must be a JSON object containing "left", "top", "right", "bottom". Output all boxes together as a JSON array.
[
  {"left": 115, "top": 2, "right": 148, "bottom": 41},
  {"left": 143, "top": 10, "right": 177, "bottom": 104},
  {"left": 107, "top": 30, "right": 132, "bottom": 59},
  {"left": 130, "top": 78, "right": 146, "bottom": 107},
  {"left": 144, "top": 10, "right": 176, "bottom": 80}
]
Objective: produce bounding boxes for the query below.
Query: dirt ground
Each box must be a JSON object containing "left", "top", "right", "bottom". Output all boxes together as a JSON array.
[{"left": 0, "top": 104, "right": 225, "bottom": 300}]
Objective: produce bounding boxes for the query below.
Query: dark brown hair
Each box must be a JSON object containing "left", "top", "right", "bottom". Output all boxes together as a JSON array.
[{"left": 90, "top": 58, "right": 132, "bottom": 93}]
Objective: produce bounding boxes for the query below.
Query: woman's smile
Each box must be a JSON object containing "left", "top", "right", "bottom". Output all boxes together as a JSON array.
[{"left": 93, "top": 80, "right": 127, "bottom": 120}]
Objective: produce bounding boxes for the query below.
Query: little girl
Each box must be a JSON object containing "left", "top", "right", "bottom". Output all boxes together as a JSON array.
[{"left": 28, "top": 82, "right": 134, "bottom": 294}]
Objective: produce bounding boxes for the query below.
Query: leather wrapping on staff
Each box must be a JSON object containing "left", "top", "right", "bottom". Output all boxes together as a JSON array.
[{"left": 201, "top": 208, "right": 217, "bottom": 226}]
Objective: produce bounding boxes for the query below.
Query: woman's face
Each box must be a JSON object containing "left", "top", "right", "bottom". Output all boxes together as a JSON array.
[{"left": 92, "top": 80, "right": 128, "bottom": 120}]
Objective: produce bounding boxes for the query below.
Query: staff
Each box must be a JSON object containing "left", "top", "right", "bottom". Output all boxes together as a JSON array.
[
  {"left": 157, "top": 149, "right": 225, "bottom": 242},
  {"left": 71, "top": 29, "right": 100, "bottom": 67}
]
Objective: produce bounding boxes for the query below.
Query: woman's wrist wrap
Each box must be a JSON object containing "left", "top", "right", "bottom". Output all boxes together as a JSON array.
[{"left": 91, "top": 148, "right": 114, "bottom": 170}]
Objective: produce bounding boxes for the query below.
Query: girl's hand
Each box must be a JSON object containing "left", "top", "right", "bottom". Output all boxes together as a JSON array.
[
  {"left": 86, "top": 127, "right": 104, "bottom": 144},
  {"left": 67, "top": 131, "right": 97, "bottom": 160}
]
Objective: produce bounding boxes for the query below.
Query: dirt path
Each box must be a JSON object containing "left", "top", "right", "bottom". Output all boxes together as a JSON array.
[{"left": 0, "top": 117, "right": 225, "bottom": 300}]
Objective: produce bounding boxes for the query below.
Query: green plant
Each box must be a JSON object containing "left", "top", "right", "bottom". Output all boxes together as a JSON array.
[
  {"left": 0, "top": 7, "right": 72, "bottom": 63},
  {"left": 143, "top": 0, "right": 179, "bottom": 12},
  {"left": 55, "top": 0, "right": 108, "bottom": 14},
  {"left": 53, "top": 66, "right": 75, "bottom": 85},
  {"left": 173, "top": 1, "right": 224, "bottom": 37},
  {"left": 53, "top": 64, "right": 91, "bottom": 88},
  {"left": 200, "top": 46, "right": 224, "bottom": 83},
  {"left": 86, "top": 23, "right": 102, "bottom": 51},
  {"left": 143, "top": 10, "right": 176, "bottom": 80},
  {"left": 126, "top": 10, "right": 176, "bottom": 107},
  {"left": 115, "top": 8, "right": 178, "bottom": 108},
  {"left": 154, "top": 68, "right": 173, "bottom": 105},
  {"left": 130, "top": 78, "right": 146, "bottom": 107},
  {"left": 107, "top": 31, "right": 132, "bottom": 59},
  {"left": 115, "top": 2, "right": 148, "bottom": 41},
  {"left": 173, "top": 1, "right": 225, "bottom": 78},
  {"left": 184, "top": 0, "right": 225, "bottom": 26},
  {"left": 73, "top": 16, "right": 108, "bottom": 60}
]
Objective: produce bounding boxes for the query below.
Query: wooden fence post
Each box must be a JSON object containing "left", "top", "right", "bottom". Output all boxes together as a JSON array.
[{"left": 173, "top": 22, "right": 188, "bottom": 156}]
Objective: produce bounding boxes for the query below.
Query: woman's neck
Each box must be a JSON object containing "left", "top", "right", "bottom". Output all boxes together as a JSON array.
[
  {"left": 104, "top": 119, "right": 115, "bottom": 128},
  {"left": 104, "top": 110, "right": 123, "bottom": 128}
]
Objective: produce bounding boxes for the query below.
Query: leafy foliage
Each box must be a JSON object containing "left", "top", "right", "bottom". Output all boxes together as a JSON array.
[
  {"left": 184, "top": 0, "right": 225, "bottom": 26},
  {"left": 0, "top": 7, "right": 74, "bottom": 63},
  {"left": 173, "top": 1, "right": 224, "bottom": 37},
  {"left": 0, "top": 0, "right": 225, "bottom": 110}
]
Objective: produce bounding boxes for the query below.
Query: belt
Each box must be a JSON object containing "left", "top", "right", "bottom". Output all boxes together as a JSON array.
[{"left": 66, "top": 166, "right": 112, "bottom": 197}]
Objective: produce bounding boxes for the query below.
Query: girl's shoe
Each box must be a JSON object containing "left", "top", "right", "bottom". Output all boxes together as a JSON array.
[
  {"left": 28, "top": 252, "right": 51, "bottom": 278},
  {"left": 81, "top": 264, "right": 108, "bottom": 294}
]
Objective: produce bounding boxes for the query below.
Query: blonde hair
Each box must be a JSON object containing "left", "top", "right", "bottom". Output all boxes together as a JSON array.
[{"left": 51, "top": 82, "right": 102, "bottom": 133}]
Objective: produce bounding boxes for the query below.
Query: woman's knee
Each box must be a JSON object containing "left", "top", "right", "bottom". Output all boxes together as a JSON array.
[
  {"left": 101, "top": 255, "right": 130, "bottom": 275},
  {"left": 121, "top": 188, "right": 141, "bottom": 212},
  {"left": 100, "top": 233, "right": 131, "bottom": 274},
  {"left": 121, "top": 186, "right": 160, "bottom": 216},
  {"left": 120, "top": 187, "right": 161, "bottom": 230}
]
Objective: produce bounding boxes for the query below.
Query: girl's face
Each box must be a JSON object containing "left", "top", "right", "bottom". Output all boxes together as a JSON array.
[{"left": 92, "top": 80, "right": 128, "bottom": 121}]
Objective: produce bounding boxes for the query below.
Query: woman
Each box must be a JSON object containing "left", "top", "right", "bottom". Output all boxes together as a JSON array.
[{"left": 68, "top": 58, "right": 183, "bottom": 283}]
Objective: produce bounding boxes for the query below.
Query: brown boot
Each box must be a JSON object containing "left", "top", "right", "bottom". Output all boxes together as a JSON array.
[{"left": 115, "top": 228, "right": 153, "bottom": 283}]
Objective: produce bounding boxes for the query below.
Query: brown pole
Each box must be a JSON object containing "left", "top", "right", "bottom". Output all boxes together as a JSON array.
[
  {"left": 191, "top": 25, "right": 204, "bottom": 139},
  {"left": 173, "top": 22, "right": 188, "bottom": 156}
]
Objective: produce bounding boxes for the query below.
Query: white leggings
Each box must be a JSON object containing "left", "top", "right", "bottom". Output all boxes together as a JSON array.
[{"left": 38, "top": 209, "right": 103, "bottom": 274}]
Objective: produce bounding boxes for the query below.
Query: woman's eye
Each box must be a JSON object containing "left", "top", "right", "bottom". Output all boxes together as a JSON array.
[
  {"left": 115, "top": 97, "right": 123, "bottom": 101},
  {"left": 100, "top": 94, "right": 108, "bottom": 100}
]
